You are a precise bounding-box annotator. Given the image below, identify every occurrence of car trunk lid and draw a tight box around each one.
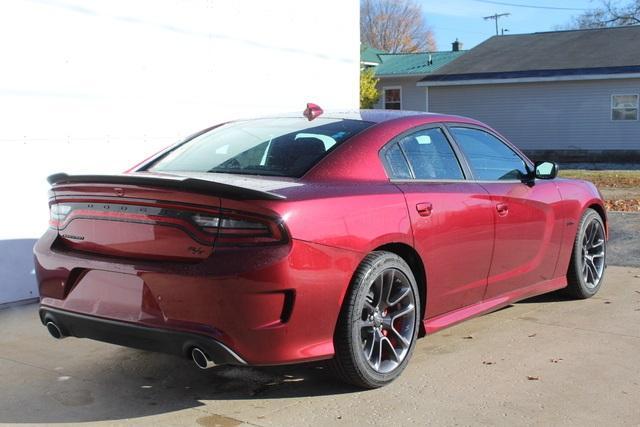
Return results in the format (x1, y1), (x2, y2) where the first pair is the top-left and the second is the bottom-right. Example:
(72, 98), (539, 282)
(48, 172), (289, 261)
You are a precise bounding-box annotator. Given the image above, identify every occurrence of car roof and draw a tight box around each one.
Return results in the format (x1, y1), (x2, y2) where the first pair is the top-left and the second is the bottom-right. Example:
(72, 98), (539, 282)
(319, 109), (429, 123)
(257, 109), (471, 124)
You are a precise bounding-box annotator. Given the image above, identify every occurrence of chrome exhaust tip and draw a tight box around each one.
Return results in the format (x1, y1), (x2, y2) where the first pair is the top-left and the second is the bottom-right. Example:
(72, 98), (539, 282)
(191, 347), (215, 369)
(46, 321), (65, 339)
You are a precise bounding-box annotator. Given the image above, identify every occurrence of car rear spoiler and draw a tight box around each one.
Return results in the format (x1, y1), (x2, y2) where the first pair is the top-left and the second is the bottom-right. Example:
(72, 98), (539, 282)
(47, 173), (286, 201)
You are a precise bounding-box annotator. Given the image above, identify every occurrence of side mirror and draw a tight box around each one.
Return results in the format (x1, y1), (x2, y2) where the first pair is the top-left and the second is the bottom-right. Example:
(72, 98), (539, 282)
(534, 161), (559, 180)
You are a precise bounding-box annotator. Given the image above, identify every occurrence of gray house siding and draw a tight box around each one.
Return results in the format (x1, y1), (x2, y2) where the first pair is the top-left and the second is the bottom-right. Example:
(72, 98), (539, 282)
(375, 78), (427, 111)
(428, 79), (640, 160)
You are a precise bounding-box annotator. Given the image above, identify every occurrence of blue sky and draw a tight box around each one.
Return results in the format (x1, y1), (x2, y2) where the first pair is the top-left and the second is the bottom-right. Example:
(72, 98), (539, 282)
(420, 0), (601, 50)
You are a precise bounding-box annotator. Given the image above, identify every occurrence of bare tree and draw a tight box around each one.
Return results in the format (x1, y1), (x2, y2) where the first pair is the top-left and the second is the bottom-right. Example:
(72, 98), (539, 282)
(361, 0), (437, 53)
(568, 0), (640, 29)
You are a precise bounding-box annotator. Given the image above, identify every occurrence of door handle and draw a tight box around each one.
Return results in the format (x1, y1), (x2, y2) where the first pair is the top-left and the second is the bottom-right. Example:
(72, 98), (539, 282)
(496, 202), (509, 216)
(416, 202), (433, 217)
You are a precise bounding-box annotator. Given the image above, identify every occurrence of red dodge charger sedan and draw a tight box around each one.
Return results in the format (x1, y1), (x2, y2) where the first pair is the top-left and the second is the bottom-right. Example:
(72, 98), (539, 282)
(35, 107), (607, 388)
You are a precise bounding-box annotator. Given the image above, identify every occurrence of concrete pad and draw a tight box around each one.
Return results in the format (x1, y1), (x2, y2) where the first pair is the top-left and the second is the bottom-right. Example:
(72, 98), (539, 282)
(1, 266), (639, 426)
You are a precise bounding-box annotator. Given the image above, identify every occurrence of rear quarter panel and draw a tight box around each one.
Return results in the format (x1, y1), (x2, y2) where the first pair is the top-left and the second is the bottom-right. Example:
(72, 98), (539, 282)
(220, 185), (413, 354)
(222, 183), (413, 254)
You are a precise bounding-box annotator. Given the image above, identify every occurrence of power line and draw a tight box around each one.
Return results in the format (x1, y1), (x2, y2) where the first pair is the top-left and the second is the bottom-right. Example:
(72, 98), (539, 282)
(484, 12), (510, 35)
(472, 0), (589, 11)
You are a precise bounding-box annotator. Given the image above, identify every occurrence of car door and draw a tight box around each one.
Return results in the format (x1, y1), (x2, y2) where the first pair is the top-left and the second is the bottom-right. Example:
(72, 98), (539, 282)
(447, 125), (564, 300)
(381, 125), (495, 318)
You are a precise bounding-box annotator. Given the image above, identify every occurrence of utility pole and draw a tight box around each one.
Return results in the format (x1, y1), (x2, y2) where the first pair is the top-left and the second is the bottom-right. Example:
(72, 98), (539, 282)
(484, 13), (510, 36)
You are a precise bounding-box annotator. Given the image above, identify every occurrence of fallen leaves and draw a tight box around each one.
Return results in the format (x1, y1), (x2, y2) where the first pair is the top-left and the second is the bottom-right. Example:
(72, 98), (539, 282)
(561, 171), (640, 188)
(482, 361), (495, 365)
(527, 376), (540, 381)
(527, 333), (537, 338)
(605, 199), (640, 212)
(550, 358), (563, 363)
(560, 170), (640, 212)
(462, 335), (474, 340)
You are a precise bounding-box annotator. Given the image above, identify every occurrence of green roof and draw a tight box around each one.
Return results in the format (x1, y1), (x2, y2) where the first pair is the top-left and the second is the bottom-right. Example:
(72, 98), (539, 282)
(360, 45), (386, 65)
(373, 51), (466, 77)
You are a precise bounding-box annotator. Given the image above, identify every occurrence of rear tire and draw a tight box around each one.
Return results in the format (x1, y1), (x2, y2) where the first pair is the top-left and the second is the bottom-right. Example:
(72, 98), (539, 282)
(330, 251), (420, 388)
(566, 208), (606, 299)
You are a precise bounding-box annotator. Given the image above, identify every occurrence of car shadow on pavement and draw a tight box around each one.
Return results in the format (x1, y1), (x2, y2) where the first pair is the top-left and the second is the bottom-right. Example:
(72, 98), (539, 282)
(0, 344), (360, 424)
(0, 288), (581, 424)
(517, 289), (574, 304)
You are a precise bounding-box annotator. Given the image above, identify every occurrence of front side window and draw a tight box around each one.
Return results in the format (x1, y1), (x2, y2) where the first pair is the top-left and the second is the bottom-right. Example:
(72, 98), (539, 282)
(395, 128), (464, 180)
(612, 94), (639, 121)
(384, 88), (401, 110)
(450, 127), (528, 181)
(148, 118), (374, 177)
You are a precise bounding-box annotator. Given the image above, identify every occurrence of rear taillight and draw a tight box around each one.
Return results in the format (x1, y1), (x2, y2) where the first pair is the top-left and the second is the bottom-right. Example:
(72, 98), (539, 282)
(192, 211), (287, 246)
(49, 203), (71, 228)
(48, 201), (286, 247)
(191, 214), (220, 233)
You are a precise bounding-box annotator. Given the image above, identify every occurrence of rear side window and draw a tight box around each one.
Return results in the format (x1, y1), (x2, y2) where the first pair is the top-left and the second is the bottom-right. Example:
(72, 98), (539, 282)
(396, 128), (464, 180)
(383, 143), (412, 179)
(148, 118), (374, 177)
(449, 127), (528, 181)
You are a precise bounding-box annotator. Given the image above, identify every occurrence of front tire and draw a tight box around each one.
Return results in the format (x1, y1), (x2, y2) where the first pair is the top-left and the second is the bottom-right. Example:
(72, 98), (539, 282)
(566, 208), (606, 299)
(331, 251), (420, 388)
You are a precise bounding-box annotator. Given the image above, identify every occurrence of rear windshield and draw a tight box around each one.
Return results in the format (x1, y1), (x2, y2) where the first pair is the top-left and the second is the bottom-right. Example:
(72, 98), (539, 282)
(147, 118), (374, 177)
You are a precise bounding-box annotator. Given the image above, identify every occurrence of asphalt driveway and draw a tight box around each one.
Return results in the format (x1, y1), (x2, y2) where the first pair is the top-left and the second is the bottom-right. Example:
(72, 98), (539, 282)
(1, 213), (639, 426)
(608, 212), (640, 267)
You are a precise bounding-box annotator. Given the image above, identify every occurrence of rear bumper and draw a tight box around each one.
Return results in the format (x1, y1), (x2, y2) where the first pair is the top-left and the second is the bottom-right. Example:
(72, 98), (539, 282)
(34, 229), (362, 365)
(40, 307), (245, 365)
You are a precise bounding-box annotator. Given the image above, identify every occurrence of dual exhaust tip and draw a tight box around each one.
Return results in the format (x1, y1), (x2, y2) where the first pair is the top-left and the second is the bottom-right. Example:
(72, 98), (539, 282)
(191, 347), (216, 369)
(46, 321), (216, 370)
(46, 321), (65, 340)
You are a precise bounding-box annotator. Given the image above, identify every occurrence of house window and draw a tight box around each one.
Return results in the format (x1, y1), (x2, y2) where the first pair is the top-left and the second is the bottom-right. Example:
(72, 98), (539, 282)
(612, 94), (639, 121)
(384, 87), (401, 110)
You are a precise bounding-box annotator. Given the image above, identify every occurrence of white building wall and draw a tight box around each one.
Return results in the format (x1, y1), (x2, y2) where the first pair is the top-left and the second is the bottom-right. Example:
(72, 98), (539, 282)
(0, 0), (359, 304)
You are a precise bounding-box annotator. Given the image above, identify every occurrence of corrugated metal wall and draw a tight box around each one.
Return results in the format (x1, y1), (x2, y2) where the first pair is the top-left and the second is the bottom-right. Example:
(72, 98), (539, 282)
(428, 79), (640, 151)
